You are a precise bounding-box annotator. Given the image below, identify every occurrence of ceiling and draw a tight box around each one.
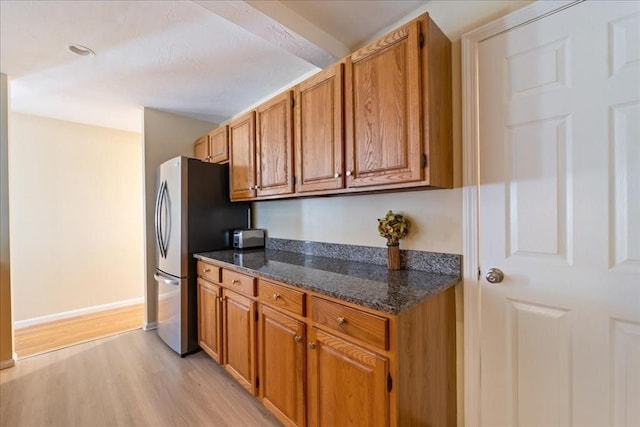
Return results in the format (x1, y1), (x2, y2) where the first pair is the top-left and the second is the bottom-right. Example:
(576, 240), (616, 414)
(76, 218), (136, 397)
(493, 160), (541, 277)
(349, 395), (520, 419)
(0, 0), (428, 133)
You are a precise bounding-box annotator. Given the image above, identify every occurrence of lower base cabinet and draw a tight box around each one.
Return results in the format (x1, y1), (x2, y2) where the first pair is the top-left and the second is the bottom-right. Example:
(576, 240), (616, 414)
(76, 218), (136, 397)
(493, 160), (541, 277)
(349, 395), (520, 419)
(307, 328), (389, 427)
(197, 261), (457, 427)
(197, 279), (222, 363)
(222, 289), (257, 395)
(258, 305), (306, 427)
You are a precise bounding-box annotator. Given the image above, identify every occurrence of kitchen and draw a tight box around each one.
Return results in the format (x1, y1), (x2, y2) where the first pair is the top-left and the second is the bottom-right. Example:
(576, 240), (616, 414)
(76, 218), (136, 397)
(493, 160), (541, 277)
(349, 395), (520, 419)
(1, 1), (639, 426)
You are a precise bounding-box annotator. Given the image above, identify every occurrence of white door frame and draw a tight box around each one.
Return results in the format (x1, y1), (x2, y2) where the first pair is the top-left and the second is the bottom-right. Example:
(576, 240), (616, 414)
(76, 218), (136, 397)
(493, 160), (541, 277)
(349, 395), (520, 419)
(461, 1), (582, 425)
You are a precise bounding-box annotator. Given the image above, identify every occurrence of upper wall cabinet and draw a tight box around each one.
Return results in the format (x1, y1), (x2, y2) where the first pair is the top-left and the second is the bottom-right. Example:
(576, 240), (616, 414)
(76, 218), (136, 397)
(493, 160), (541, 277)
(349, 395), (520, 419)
(193, 126), (229, 164)
(224, 12), (451, 201)
(194, 134), (209, 162)
(229, 111), (256, 200)
(255, 90), (294, 198)
(295, 63), (345, 193)
(344, 14), (452, 190)
(209, 125), (229, 163)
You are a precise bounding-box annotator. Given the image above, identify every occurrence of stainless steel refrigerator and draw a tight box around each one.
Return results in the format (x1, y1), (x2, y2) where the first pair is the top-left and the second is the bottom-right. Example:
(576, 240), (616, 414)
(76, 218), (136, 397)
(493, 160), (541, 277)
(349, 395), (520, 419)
(154, 156), (249, 356)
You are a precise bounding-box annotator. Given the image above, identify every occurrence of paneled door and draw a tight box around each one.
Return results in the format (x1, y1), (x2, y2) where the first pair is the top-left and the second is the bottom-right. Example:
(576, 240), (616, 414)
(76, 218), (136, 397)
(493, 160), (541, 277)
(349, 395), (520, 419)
(476, 2), (640, 426)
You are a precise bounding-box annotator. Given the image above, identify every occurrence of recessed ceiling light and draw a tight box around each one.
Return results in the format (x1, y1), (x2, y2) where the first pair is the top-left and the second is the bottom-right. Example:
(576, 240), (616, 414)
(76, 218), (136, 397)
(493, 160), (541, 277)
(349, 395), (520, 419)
(68, 44), (95, 57)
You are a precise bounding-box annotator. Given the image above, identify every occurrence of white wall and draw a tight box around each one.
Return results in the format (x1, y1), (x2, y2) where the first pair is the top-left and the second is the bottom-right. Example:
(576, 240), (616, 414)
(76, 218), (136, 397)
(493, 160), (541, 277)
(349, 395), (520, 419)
(0, 74), (14, 366)
(9, 113), (144, 322)
(142, 108), (216, 327)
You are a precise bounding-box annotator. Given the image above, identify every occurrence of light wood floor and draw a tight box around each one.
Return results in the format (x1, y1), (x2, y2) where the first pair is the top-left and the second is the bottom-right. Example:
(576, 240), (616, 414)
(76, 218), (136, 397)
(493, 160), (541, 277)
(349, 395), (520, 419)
(14, 303), (145, 358)
(1, 329), (281, 427)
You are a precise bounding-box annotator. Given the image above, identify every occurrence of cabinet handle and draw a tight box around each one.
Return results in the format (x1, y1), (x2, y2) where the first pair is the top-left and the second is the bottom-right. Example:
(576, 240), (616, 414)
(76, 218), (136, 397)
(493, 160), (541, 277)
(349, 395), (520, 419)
(294, 335), (302, 343)
(337, 316), (346, 325)
(232, 279), (239, 285)
(308, 342), (316, 350)
(334, 172), (341, 178)
(203, 268), (211, 273)
(255, 185), (261, 190)
(345, 170), (352, 177)
(272, 293), (280, 301)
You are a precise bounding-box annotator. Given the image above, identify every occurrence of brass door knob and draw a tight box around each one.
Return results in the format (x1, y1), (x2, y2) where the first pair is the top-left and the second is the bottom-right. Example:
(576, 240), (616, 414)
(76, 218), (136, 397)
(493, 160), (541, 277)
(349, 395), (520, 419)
(294, 335), (302, 343)
(337, 316), (346, 325)
(308, 342), (316, 350)
(272, 293), (281, 300)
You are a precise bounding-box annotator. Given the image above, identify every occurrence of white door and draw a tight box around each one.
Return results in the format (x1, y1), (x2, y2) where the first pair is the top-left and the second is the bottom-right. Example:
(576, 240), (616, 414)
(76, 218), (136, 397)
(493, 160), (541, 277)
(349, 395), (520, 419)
(477, 1), (640, 426)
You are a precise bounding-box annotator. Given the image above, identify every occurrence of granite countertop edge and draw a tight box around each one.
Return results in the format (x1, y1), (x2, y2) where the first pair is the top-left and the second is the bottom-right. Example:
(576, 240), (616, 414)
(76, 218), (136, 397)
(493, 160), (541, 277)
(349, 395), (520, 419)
(194, 249), (460, 315)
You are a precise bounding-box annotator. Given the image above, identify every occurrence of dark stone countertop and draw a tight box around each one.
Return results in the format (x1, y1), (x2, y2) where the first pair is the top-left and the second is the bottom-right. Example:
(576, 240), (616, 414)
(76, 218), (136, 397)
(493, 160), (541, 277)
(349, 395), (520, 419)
(194, 249), (460, 315)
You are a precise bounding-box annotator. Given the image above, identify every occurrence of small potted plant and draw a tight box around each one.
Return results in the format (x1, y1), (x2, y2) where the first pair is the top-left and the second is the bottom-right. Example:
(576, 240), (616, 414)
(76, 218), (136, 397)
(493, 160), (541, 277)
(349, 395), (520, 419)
(377, 210), (409, 270)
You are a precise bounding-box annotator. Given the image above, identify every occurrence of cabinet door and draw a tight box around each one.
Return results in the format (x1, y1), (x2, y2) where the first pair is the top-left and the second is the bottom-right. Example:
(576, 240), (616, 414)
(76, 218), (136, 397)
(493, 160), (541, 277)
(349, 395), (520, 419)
(222, 289), (257, 395)
(295, 64), (344, 193)
(345, 20), (423, 188)
(256, 91), (294, 197)
(307, 328), (389, 427)
(197, 278), (222, 363)
(229, 112), (256, 200)
(209, 125), (229, 163)
(194, 135), (209, 162)
(258, 305), (306, 427)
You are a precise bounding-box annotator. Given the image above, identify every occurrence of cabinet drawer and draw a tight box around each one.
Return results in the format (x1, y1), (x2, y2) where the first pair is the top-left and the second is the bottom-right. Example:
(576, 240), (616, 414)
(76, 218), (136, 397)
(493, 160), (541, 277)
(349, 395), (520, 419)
(222, 269), (256, 297)
(197, 261), (221, 283)
(310, 297), (388, 350)
(258, 279), (306, 316)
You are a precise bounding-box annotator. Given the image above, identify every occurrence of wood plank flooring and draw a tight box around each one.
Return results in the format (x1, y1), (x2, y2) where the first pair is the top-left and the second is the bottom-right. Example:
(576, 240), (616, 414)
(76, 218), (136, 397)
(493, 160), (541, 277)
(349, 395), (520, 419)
(1, 329), (281, 427)
(14, 303), (144, 358)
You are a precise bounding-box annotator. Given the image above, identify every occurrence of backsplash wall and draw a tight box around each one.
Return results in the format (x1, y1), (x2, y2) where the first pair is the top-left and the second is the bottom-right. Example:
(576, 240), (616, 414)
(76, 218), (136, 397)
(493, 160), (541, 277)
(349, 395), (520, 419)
(253, 188), (462, 254)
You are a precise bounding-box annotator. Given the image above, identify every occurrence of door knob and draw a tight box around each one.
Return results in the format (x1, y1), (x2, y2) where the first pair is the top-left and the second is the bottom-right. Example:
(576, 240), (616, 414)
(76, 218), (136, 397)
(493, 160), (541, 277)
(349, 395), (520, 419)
(294, 335), (302, 343)
(308, 342), (316, 350)
(485, 268), (504, 284)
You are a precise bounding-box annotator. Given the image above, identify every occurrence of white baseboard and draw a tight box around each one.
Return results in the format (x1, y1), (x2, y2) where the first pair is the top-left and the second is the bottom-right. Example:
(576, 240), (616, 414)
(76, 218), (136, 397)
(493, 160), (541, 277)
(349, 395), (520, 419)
(0, 353), (17, 370)
(14, 297), (145, 330)
(143, 321), (158, 331)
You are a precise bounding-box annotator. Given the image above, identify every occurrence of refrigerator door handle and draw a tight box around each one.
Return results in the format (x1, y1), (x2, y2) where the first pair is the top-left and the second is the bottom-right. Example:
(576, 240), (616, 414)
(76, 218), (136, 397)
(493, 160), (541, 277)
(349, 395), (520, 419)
(159, 181), (170, 258)
(154, 181), (166, 258)
(154, 272), (180, 286)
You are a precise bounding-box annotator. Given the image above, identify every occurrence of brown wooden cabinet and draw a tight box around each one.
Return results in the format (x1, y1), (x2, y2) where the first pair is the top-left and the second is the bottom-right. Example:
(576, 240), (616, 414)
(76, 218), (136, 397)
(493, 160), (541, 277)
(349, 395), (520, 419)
(343, 14), (452, 191)
(307, 327), (389, 427)
(220, 13), (451, 200)
(258, 305), (306, 427)
(193, 126), (229, 163)
(345, 20), (423, 188)
(229, 111), (257, 200)
(295, 64), (345, 193)
(222, 288), (257, 395)
(256, 90), (294, 197)
(197, 259), (457, 427)
(194, 135), (209, 162)
(209, 125), (229, 163)
(197, 278), (222, 363)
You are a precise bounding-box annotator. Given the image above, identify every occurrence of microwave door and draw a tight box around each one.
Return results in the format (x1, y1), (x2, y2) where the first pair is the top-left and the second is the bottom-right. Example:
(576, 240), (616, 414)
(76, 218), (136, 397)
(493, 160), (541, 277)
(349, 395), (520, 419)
(157, 159), (184, 277)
